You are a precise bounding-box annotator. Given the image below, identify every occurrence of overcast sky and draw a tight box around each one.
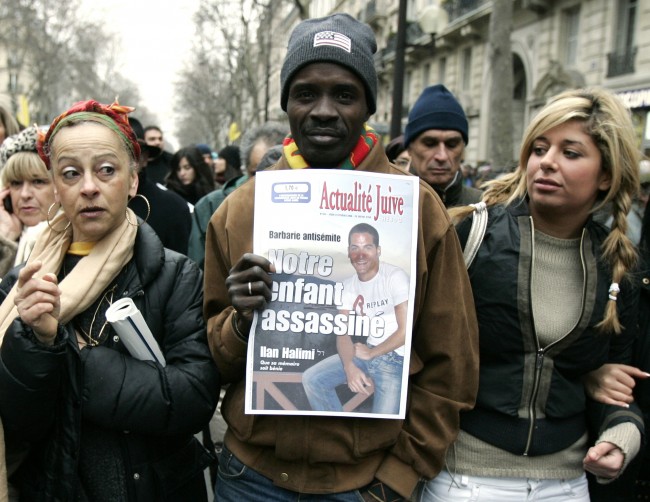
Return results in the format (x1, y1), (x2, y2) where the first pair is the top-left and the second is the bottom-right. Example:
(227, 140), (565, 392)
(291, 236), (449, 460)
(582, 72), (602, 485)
(80, 0), (200, 150)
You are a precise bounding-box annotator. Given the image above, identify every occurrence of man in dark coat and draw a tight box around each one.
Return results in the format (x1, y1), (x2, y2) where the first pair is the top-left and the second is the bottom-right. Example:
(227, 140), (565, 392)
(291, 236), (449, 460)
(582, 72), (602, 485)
(404, 84), (482, 208)
(143, 125), (174, 185)
(128, 118), (192, 254)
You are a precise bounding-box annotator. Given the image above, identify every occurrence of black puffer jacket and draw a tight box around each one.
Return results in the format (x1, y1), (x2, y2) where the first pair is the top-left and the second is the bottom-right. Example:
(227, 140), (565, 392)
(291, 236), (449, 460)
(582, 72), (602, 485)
(0, 223), (220, 501)
(456, 199), (642, 457)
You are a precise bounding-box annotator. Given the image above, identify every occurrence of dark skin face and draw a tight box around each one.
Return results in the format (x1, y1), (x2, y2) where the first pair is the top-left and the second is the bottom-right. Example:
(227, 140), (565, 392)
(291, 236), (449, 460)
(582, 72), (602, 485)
(227, 64), (371, 335)
(286, 62), (370, 168)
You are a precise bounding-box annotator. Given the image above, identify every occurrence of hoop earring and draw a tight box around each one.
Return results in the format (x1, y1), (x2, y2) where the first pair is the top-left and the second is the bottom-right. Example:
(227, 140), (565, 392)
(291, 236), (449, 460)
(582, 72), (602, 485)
(46, 202), (71, 232)
(126, 194), (151, 227)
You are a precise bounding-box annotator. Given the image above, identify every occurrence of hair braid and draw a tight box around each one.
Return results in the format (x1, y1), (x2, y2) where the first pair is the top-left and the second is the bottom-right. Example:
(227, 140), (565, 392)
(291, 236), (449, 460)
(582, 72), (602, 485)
(596, 188), (637, 333)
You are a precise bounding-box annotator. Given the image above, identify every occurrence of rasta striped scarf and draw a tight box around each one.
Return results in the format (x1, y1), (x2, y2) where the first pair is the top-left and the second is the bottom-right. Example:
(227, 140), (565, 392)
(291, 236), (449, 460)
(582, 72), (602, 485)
(283, 124), (379, 169)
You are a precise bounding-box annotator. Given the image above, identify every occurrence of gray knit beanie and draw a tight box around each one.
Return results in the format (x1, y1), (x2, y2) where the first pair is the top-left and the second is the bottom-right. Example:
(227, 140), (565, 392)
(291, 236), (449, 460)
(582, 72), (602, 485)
(404, 84), (469, 147)
(280, 13), (378, 114)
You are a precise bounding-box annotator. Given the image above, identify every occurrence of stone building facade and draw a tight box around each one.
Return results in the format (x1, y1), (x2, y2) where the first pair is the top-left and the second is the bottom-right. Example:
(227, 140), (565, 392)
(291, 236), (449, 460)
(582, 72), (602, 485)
(266, 0), (649, 165)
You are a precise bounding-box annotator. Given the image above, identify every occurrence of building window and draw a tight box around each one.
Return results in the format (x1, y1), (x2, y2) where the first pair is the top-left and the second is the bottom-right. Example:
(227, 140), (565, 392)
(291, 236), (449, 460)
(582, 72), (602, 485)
(444, 0), (490, 23)
(607, 0), (637, 77)
(616, 0), (636, 54)
(403, 71), (412, 118)
(562, 6), (580, 67)
(438, 57), (446, 84)
(407, 0), (417, 21)
(422, 63), (431, 88)
(461, 47), (472, 92)
(513, 54), (525, 100)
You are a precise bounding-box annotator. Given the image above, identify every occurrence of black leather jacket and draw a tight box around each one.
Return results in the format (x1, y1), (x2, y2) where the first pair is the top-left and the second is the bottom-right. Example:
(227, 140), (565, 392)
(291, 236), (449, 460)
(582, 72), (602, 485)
(0, 223), (220, 501)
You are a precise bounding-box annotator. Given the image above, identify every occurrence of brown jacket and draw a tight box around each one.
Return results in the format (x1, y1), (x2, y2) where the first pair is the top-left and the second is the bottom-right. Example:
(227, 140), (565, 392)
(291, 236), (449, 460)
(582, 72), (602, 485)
(203, 142), (479, 497)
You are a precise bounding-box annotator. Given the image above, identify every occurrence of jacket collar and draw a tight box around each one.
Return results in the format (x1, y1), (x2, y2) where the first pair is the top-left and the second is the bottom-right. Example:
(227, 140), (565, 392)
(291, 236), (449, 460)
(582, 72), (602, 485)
(223, 174), (247, 192)
(505, 197), (606, 239)
(432, 170), (462, 205)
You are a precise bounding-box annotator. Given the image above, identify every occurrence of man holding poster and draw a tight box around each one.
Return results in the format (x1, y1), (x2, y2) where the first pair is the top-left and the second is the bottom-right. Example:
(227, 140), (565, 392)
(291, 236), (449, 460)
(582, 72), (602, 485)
(302, 223), (409, 415)
(204, 12), (479, 502)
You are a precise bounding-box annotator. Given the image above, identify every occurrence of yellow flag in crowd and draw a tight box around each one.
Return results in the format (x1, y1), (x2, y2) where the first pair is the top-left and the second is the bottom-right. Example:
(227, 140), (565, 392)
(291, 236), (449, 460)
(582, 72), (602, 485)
(228, 122), (241, 143)
(17, 95), (30, 127)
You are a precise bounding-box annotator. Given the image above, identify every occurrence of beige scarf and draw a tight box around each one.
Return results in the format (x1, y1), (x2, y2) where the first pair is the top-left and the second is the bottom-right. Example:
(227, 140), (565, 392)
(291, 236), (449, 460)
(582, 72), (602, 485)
(0, 209), (137, 501)
(13, 222), (48, 268)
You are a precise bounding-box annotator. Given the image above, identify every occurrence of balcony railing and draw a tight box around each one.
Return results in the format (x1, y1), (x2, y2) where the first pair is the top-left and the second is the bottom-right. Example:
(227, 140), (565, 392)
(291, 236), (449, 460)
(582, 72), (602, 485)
(442, 0), (489, 23)
(607, 47), (637, 77)
(381, 22), (429, 59)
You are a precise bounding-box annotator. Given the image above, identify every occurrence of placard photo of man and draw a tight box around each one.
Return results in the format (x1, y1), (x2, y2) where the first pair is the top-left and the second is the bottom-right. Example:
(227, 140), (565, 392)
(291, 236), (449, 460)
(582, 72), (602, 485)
(302, 223), (409, 415)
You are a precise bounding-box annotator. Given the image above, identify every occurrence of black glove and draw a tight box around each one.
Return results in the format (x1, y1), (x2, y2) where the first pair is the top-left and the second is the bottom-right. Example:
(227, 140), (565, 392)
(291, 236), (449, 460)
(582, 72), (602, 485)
(361, 479), (407, 502)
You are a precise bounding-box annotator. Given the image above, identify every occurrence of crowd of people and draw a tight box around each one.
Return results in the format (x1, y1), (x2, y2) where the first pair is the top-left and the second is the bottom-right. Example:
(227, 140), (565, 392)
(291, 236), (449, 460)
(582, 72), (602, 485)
(0, 11), (648, 502)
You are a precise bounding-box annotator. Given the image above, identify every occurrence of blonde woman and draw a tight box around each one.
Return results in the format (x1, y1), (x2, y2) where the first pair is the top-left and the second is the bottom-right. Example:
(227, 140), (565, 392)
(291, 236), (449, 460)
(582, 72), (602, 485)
(0, 126), (56, 277)
(421, 88), (642, 501)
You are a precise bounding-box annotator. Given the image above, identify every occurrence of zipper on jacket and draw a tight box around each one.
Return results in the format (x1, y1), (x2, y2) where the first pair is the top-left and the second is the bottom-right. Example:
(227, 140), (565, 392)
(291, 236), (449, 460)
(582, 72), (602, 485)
(122, 289), (144, 299)
(523, 348), (545, 455)
(522, 221), (588, 456)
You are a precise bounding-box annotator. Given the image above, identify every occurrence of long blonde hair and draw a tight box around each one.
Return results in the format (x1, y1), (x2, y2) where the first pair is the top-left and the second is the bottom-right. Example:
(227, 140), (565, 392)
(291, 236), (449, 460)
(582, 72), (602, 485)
(451, 88), (640, 333)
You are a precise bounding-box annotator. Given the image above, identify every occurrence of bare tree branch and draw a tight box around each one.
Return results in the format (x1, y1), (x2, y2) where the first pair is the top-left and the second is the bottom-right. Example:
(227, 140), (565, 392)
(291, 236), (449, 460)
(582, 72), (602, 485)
(0, 0), (154, 124)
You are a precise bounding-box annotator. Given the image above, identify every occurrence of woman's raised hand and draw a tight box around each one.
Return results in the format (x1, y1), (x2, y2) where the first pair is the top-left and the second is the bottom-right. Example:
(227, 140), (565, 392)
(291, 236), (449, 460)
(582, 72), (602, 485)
(15, 260), (60, 344)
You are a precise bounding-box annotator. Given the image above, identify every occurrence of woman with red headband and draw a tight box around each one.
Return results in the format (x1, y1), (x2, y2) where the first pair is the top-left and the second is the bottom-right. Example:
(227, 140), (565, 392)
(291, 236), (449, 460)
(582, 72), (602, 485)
(0, 100), (220, 501)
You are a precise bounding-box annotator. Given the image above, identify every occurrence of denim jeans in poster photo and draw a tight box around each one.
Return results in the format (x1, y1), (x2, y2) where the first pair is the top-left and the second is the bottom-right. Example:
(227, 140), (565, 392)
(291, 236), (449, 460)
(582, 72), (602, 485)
(302, 350), (404, 414)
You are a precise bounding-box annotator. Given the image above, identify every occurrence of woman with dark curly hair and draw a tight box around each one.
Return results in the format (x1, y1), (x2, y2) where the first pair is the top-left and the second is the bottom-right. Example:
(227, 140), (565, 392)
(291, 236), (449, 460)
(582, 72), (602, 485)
(166, 146), (215, 205)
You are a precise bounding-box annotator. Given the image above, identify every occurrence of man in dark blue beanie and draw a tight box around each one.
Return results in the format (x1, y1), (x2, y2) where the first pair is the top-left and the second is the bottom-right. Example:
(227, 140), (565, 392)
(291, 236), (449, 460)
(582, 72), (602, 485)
(203, 14), (478, 502)
(404, 84), (481, 208)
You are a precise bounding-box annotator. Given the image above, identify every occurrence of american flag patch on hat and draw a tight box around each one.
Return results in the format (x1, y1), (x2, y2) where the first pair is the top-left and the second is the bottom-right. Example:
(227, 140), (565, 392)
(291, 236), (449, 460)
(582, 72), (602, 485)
(313, 31), (352, 52)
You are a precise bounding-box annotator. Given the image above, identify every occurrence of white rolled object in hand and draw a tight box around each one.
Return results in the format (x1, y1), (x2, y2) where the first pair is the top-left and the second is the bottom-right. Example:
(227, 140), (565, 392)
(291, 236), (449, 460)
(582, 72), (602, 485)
(105, 297), (166, 367)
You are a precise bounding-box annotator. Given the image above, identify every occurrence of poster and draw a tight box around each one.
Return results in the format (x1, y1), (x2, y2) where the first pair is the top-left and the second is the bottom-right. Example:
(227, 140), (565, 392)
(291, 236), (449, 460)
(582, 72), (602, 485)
(245, 169), (418, 418)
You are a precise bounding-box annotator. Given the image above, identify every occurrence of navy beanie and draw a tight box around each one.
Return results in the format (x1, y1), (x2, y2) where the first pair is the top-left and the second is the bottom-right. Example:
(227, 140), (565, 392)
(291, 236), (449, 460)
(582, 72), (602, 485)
(280, 13), (378, 114)
(404, 84), (468, 147)
(196, 143), (212, 155)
